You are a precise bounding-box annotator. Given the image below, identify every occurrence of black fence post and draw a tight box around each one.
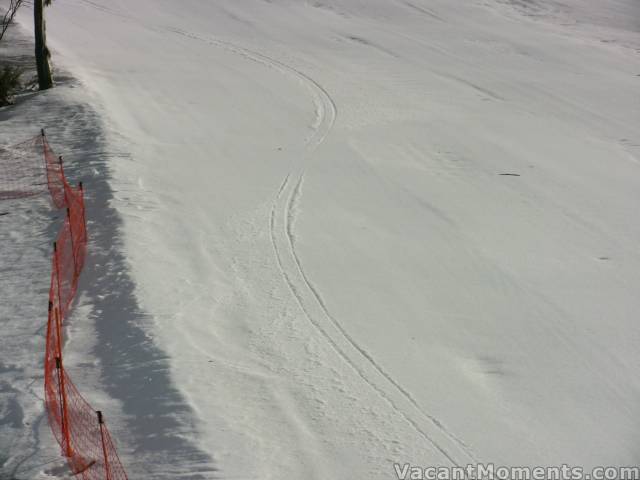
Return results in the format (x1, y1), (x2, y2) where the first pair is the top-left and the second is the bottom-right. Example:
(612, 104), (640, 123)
(97, 411), (112, 480)
(66, 207), (77, 276)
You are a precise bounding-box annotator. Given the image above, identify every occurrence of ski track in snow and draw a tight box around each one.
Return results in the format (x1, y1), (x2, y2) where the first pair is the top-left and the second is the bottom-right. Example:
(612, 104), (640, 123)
(166, 22), (478, 467)
(73, 0), (477, 465)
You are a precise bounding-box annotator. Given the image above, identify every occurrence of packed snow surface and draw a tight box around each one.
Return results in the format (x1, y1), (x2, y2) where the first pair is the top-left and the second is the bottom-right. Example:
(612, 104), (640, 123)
(9, 0), (640, 478)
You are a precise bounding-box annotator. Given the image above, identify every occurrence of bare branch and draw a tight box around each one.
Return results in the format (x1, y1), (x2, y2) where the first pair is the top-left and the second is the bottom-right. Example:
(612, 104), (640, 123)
(0, 0), (24, 43)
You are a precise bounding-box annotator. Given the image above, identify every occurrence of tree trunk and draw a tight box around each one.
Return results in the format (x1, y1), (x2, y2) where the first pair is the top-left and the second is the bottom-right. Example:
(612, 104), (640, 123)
(34, 0), (52, 90)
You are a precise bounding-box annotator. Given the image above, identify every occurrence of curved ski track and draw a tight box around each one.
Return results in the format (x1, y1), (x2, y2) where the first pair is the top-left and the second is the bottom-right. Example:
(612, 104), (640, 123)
(76, 0), (477, 467)
(263, 53), (478, 469)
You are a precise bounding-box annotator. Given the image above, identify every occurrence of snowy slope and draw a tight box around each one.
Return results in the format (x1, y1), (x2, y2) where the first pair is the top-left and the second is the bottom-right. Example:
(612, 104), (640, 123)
(11, 0), (640, 478)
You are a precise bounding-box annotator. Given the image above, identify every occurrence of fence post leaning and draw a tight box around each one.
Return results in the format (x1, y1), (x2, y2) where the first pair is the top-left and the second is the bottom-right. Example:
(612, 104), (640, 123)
(66, 207), (77, 277)
(53, 242), (63, 320)
(97, 411), (113, 480)
(59, 156), (68, 207)
(54, 354), (72, 458)
(40, 129), (48, 174)
(52, 241), (72, 457)
(79, 182), (87, 244)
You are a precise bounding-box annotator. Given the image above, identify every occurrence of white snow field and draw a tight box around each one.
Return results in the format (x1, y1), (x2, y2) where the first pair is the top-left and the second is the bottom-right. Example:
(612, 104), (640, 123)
(8, 0), (640, 478)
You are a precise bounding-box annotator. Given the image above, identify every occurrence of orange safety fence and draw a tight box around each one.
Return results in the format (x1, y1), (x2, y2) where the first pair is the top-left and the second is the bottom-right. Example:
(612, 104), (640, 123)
(0, 131), (66, 205)
(42, 131), (68, 209)
(3, 132), (128, 479)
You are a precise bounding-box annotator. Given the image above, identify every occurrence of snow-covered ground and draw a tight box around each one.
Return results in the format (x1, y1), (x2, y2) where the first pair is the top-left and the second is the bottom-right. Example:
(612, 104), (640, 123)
(3, 0), (639, 478)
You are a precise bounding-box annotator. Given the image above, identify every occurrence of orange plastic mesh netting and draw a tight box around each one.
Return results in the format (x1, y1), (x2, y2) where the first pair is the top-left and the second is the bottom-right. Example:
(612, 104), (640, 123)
(9, 131), (129, 479)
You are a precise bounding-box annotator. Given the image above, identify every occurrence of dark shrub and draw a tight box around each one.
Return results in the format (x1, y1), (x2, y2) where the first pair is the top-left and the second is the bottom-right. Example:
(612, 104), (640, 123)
(0, 65), (23, 106)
